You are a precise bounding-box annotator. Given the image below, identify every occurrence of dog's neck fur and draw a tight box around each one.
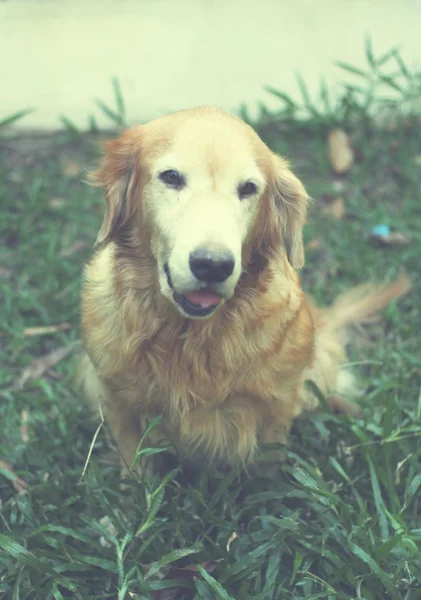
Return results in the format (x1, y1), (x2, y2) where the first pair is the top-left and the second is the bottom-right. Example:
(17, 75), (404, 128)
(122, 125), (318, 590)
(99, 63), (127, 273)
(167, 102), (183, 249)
(92, 240), (303, 412)
(81, 240), (312, 465)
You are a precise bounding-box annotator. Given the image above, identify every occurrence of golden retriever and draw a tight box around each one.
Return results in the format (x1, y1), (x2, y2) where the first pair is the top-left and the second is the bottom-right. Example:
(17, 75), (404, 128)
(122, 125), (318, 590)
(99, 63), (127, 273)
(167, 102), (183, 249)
(78, 106), (409, 475)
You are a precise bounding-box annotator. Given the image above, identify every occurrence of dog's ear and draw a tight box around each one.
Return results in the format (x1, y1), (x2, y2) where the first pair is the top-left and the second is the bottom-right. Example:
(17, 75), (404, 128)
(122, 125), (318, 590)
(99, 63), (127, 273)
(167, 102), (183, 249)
(260, 155), (308, 268)
(272, 156), (308, 268)
(88, 129), (142, 246)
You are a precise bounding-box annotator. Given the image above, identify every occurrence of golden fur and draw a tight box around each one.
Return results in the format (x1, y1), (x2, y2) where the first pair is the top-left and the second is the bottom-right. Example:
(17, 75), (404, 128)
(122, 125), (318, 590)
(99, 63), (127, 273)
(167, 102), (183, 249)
(77, 106), (410, 474)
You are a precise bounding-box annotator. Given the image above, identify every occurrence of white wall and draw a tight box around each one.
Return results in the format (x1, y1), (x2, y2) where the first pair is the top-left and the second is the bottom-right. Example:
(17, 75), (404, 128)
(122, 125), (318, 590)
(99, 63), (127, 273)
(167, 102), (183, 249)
(1, 0), (420, 130)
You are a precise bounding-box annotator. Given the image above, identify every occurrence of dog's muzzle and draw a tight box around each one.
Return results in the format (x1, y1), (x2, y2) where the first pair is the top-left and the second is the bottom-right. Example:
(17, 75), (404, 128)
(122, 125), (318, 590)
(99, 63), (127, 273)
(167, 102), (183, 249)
(163, 262), (223, 318)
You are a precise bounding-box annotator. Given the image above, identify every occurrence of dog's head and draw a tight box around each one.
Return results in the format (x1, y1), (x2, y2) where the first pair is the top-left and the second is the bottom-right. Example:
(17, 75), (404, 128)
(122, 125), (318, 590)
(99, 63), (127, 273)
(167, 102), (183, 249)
(91, 107), (308, 319)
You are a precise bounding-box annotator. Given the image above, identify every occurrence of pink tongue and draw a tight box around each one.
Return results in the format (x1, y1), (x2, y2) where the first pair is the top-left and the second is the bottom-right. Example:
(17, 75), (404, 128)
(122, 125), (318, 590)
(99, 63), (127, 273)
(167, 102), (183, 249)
(185, 290), (222, 308)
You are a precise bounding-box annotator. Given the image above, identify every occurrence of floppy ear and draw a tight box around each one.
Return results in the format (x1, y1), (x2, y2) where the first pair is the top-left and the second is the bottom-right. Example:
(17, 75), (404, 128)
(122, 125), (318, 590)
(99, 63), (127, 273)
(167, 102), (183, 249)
(88, 129), (142, 246)
(270, 155), (309, 268)
(263, 155), (308, 269)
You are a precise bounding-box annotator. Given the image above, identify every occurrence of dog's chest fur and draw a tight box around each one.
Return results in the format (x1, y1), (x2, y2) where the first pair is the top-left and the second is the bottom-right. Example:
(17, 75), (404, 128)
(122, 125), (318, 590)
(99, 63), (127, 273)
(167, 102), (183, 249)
(81, 246), (315, 463)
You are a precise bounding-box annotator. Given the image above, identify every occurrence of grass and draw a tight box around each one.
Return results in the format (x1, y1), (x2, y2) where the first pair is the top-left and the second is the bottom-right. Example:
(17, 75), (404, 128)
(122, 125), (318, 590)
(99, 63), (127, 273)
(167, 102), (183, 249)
(1, 47), (421, 599)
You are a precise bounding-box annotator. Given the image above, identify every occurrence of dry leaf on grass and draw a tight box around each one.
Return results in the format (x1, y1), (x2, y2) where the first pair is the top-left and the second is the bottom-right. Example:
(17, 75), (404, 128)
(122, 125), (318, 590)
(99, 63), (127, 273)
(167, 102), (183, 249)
(370, 228), (412, 246)
(226, 531), (238, 552)
(99, 515), (118, 548)
(395, 454), (413, 485)
(322, 197), (345, 220)
(0, 459), (27, 494)
(20, 410), (30, 443)
(60, 158), (82, 178)
(60, 240), (90, 258)
(306, 237), (323, 250)
(328, 129), (354, 174)
(48, 197), (68, 209)
(46, 369), (64, 381)
(23, 323), (70, 336)
(13, 343), (76, 390)
(382, 232), (412, 245)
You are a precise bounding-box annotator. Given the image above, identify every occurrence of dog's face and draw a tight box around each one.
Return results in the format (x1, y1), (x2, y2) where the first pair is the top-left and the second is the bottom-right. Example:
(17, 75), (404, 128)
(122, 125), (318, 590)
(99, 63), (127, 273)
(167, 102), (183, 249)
(92, 107), (308, 319)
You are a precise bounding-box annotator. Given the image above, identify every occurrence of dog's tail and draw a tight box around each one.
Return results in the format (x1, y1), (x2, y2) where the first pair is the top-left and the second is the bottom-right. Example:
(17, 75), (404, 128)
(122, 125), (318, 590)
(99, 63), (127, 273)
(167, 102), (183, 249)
(325, 272), (411, 333)
(303, 272), (410, 414)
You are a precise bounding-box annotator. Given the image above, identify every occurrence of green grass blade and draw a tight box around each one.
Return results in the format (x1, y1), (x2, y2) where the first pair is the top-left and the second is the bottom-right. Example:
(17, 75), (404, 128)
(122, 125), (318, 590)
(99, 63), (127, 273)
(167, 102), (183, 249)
(366, 454), (389, 541)
(59, 115), (81, 134)
(197, 566), (235, 600)
(0, 535), (76, 591)
(95, 99), (125, 127)
(0, 534), (51, 572)
(52, 584), (65, 600)
(348, 540), (399, 599)
(145, 542), (203, 579)
(195, 577), (214, 599)
(0, 108), (34, 129)
(403, 473), (421, 510)
(264, 85), (297, 109)
(296, 74), (321, 118)
(376, 47), (400, 68)
(12, 566), (23, 600)
(335, 61), (369, 78)
(112, 76), (126, 123)
(365, 35), (376, 69)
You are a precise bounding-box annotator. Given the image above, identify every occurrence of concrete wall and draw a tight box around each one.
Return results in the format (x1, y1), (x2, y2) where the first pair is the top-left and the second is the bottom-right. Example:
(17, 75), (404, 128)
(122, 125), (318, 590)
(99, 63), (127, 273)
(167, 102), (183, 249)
(1, 0), (420, 130)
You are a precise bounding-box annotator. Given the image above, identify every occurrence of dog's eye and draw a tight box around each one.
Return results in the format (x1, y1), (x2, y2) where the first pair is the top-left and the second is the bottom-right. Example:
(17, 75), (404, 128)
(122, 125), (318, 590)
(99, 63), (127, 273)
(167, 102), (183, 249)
(159, 169), (185, 189)
(238, 181), (258, 199)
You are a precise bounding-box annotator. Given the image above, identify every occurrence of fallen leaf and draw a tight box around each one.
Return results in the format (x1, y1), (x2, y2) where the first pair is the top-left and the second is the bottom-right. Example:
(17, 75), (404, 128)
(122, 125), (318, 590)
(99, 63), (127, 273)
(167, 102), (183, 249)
(226, 532), (238, 553)
(23, 323), (70, 336)
(371, 230), (412, 246)
(46, 369), (64, 381)
(61, 158), (81, 178)
(383, 232), (412, 245)
(99, 515), (118, 548)
(20, 410), (30, 443)
(60, 240), (90, 257)
(322, 197), (345, 220)
(48, 197), (68, 209)
(0, 459), (27, 494)
(13, 343), (75, 390)
(306, 237), (323, 250)
(395, 454), (412, 485)
(328, 129), (354, 174)
(328, 394), (362, 418)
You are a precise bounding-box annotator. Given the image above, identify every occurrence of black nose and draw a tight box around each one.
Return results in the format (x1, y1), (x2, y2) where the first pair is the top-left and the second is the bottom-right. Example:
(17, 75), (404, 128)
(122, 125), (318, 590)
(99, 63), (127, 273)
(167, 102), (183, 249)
(189, 248), (235, 283)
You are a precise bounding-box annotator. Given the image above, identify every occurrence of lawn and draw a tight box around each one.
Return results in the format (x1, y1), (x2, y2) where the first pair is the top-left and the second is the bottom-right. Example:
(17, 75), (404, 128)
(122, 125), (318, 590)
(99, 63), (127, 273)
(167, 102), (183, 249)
(0, 54), (421, 598)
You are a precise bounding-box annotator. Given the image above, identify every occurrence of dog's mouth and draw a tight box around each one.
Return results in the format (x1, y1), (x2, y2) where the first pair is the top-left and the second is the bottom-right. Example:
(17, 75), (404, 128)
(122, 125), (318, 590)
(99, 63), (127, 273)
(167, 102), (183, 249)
(163, 263), (222, 318)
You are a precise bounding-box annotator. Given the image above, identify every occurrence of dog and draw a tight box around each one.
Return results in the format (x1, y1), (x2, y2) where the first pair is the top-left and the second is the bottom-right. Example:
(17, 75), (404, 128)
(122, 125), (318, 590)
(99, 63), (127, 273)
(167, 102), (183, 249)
(77, 106), (410, 475)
